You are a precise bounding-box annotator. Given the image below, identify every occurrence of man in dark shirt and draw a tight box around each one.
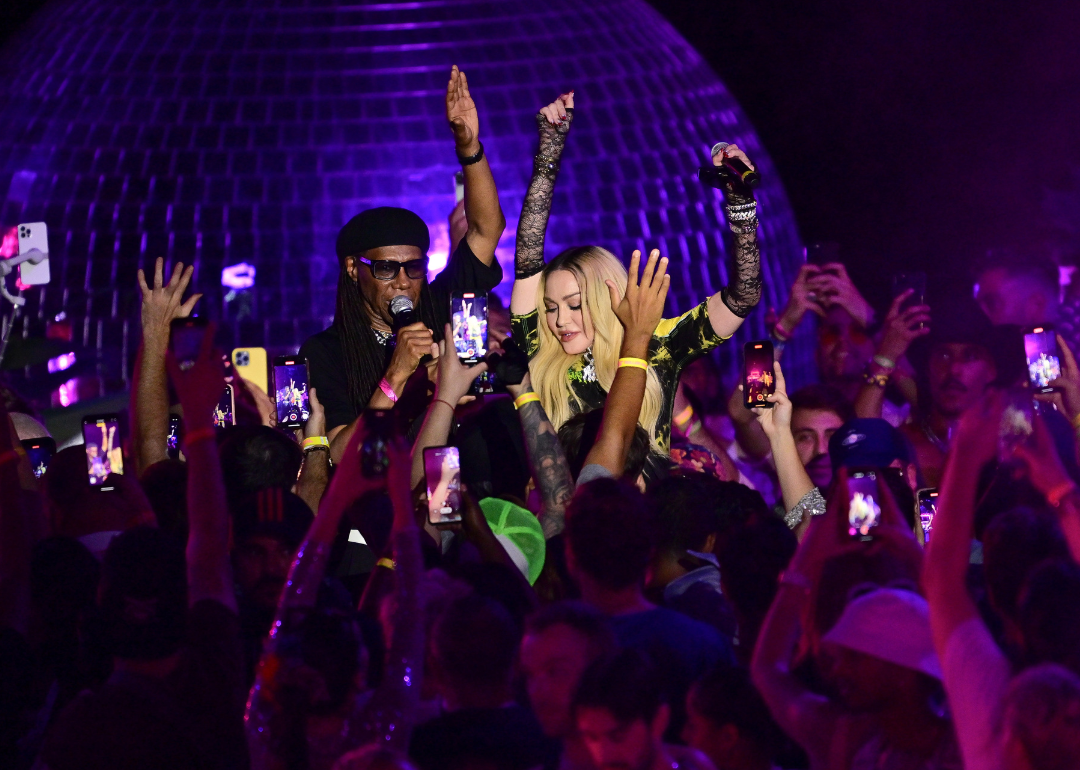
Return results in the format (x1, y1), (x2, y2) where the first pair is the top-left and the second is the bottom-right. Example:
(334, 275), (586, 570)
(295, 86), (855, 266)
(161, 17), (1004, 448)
(300, 66), (506, 462)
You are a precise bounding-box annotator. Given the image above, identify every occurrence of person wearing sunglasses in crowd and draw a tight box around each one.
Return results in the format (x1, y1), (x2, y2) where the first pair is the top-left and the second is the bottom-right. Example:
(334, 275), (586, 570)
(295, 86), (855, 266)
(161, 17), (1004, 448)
(300, 66), (506, 462)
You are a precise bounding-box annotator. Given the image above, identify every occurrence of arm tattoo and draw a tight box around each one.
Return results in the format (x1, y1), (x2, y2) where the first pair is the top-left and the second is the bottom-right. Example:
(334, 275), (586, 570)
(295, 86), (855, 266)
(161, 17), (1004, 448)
(518, 400), (575, 538)
(516, 111), (573, 280)
(720, 190), (762, 318)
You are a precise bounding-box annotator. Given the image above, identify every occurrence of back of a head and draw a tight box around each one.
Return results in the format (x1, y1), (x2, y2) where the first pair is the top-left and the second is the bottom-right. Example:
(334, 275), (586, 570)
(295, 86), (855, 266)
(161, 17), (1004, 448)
(431, 593), (520, 693)
(566, 477), (655, 591)
(648, 474), (767, 554)
(717, 516), (797, 628)
(333, 747), (418, 770)
(44, 446), (154, 539)
(814, 549), (921, 639)
(218, 425), (303, 498)
(31, 536), (100, 628)
(525, 601), (618, 662)
(983, 507), (1070, 621)
(449, 561), (538, 632)
(99, 527), (187, 660)
(574, 648), (664, 726)
(789, 383), (855, 423)
(1001, 664), (1080, 770)
(558, 408), (650, 481)
(975, 247), (1060, 300)
(1019, 559), (1080, 673)
(284, 608), (365, 715)
(690, 664), (786, 755)
(139, 460), (189, 538)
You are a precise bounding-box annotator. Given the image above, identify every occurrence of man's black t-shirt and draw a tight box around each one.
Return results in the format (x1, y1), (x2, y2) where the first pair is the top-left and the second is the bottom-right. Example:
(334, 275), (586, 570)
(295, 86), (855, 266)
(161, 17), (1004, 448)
(409, 704), (559, 770)
(300, 237), (503, 432)
(39, 600), (248, 770)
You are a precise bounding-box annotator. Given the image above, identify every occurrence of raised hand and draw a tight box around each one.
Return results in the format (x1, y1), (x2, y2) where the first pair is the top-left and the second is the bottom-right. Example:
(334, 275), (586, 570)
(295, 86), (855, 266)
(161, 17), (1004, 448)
(446, 65), (479, 154)
(385, 322), (436, 391)
(435, 326), (489, 405)
(539, 92), (575, 128)
(712, 143), (756, 172)
(165, 322), (225, 430)
(777, 264), (826, 334)
(297, 387), (325, 441)
(138, 258), (202, 347)
(1035, 334), (1080, 422)
(877, 290), (931, 362)
(606, 249), (670, 351)
(753, 359), (791, 441)
(807, 262), (874, 328)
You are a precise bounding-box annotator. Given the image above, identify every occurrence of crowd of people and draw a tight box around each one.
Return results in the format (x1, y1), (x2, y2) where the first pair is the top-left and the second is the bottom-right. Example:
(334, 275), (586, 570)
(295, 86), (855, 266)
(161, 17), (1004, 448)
(3, 65), (1080, 770)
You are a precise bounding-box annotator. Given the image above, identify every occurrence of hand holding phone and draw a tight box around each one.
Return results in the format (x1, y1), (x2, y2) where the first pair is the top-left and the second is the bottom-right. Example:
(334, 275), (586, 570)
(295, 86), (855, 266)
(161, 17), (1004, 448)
(917, 488), (938, 543)
(425, 446), (463, 525)
(170, 317), (209, 370)
(21, 437), (56, 479)
(743, 340), (776, 409)
(847, 468), (882, 540)
(1024, 326), (1063, 394)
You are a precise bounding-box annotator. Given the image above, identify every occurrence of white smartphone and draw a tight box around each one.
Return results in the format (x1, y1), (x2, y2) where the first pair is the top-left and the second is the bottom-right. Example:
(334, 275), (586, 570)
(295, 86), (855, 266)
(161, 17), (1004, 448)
(17, 222), (50, 285)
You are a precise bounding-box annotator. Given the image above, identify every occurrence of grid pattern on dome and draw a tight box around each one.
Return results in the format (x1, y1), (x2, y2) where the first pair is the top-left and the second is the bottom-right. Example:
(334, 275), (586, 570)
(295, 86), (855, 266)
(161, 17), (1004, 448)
(0, 0), (808, 389)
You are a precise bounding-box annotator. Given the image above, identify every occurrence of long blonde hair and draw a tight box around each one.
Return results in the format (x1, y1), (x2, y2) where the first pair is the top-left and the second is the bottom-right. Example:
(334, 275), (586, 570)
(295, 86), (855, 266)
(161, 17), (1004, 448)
(531, 246), (665, 452)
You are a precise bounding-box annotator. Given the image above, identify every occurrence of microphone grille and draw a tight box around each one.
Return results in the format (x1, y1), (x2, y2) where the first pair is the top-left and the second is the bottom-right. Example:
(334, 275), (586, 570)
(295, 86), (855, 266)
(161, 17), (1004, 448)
(389, 295), (414, 315)
(710, 141), (730, 157)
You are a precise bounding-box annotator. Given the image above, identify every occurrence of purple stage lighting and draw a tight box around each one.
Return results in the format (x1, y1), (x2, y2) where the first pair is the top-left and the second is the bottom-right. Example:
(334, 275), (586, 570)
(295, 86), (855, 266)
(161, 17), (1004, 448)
(0, 0), (809, 389)
(221, 262), (256, 291)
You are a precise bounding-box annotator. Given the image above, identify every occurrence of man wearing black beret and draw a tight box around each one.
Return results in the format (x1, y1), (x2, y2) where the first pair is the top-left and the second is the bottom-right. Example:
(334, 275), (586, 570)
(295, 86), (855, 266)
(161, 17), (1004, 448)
(300, 65), (506, 461)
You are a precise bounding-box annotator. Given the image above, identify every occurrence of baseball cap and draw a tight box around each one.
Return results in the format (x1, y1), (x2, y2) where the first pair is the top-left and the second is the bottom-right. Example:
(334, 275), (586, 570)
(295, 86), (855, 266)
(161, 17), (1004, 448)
(829, 418), (910, 469)
(230, 487), (314, 550)
(479, 497), (546, 585)
(823, 587), (942, 679)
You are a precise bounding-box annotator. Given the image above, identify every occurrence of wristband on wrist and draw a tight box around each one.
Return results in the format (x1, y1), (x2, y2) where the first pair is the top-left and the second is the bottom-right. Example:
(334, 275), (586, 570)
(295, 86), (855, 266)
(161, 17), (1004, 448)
(513, 392), (541, 410)
(674, 404), (694, 430)
(872, 354), (897, 370)
(772, 320), (791, 342)
(184, 426), (217, 448)
(378, 378), (399, 404)
(456, 142), (484, 166)
(302, 436), (329, 451)
(618, 357), (649, 370)
(376, 557), (396, 571)
(1047, 480), (1078, 508)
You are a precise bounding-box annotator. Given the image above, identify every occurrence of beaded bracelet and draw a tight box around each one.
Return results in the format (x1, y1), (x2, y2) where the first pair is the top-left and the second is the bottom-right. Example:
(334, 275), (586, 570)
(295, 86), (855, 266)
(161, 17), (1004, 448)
(863, 371), (890, 388)
(618, 357), (649, 370)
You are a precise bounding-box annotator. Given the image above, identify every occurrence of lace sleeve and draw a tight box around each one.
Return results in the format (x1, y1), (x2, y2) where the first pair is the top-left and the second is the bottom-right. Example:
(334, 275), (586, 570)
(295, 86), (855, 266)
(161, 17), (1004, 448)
(719, 189), (762, 319)
(515, 110), (573, 279)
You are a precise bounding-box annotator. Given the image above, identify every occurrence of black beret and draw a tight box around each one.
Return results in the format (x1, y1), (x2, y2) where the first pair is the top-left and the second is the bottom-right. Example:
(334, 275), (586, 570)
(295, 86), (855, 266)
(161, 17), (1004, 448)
(335, 206), (430, 261)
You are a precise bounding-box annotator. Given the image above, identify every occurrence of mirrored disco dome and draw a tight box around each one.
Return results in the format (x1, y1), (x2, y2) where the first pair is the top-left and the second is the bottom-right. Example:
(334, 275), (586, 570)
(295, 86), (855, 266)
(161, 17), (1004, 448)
(0, 0), (808, 400)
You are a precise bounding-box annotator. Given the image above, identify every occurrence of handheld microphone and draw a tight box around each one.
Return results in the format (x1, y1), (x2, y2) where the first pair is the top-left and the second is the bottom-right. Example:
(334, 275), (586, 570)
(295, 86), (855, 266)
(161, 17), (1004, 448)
(706, 142), (761, 189)
(389, 296), (418, 332)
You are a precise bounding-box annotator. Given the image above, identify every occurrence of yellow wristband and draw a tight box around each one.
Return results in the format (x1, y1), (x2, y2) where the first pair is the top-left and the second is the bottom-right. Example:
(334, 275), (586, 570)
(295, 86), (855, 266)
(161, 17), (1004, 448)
(674, 404), (694, 429)
(376, 557), (396, 571)
(618, 357), (649, 370)
(301, 436), (329, 451)
(1071, 412), (1080, 431)
(513, 392), (542, 410)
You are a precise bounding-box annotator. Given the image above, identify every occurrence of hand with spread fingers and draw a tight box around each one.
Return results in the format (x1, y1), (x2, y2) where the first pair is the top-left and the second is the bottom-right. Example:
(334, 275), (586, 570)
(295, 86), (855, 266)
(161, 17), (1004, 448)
(138, 257), (202, 348)
(605, 248), (670, 353)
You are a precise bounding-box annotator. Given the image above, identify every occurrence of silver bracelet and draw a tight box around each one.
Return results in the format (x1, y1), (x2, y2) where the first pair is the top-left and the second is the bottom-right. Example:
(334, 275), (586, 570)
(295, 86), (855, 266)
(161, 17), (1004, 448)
(784, 487), (826, 529)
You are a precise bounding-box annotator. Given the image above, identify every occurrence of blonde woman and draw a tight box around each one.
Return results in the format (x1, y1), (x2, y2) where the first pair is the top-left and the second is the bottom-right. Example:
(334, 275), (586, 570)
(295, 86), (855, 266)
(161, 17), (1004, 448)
(509, 93), (763, 458)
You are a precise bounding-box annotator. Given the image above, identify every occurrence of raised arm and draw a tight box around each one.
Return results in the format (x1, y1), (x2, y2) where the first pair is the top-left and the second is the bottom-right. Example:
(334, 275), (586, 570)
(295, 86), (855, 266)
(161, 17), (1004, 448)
(165, 322), (235, 611)
(294, 388), (330, 513)
(583, 250), (669, 475)
(754, 360), (820, 535)
(447, 65), (505, 265)
(133, 258), (201, 475)
(706, 144), (762, 339)
(854, 290), (929, 419)
(0, 399), (37, 635)
(510, 93), (574, 315)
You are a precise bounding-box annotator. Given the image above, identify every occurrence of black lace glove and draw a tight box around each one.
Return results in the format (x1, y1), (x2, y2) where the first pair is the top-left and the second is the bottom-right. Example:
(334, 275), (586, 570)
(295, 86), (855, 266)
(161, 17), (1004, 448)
(515, 109), (574, 280)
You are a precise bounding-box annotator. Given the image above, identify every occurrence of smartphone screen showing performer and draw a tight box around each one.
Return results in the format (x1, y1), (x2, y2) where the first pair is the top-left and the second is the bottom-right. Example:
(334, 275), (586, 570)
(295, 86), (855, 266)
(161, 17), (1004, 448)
(918, 488), (939, 543)
(272, 356), (309, 429)
(848, 468), (881, 541)
(167, 415), (182, 461)
(82, 414), (123, 489)
(170, 317), (209, 369)
(743, 340), (775, 409)
(361, 409), (395, 478)
(425, 445), (463, 526)
(213, 384), (235, 429)
(1024, 326), (1062, 394)
(21, 437), (56, 479)
(452, 293), (488, 365)
(999, 388), (1035, 463)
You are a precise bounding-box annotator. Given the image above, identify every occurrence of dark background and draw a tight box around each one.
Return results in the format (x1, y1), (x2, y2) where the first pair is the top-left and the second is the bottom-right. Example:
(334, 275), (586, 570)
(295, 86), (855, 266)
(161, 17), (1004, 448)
(4, 0), (1080, 310)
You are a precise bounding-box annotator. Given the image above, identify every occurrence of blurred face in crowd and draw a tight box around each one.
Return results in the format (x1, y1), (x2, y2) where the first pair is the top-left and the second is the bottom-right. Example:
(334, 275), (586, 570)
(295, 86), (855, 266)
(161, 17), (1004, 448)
(824, 643), (919, 712)
(576, 706), (667, 770)
(521, 624), (597, 738)
(681, 688), (733, 766)
(975, 267), (1054, 327)
(680, 358), (723, 404)
(928, 342), (996, 418)
(791, 407), (844, 488)
(545, 269), (593, 355)
(232, 534), (296, 611)
(816, 306), (875, 384)
(348, 244), (426, 329)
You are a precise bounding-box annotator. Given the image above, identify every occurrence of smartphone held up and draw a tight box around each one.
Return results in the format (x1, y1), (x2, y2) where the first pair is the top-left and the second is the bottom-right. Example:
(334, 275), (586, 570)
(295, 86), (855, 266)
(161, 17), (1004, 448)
(82, 414), (123, 490)
(1024, 326), (1062, 394)
(743, 340), (776, 409)
(273, 356), (310, 428)
(847, 469), (882, 541)
(425, 445), (463, 526)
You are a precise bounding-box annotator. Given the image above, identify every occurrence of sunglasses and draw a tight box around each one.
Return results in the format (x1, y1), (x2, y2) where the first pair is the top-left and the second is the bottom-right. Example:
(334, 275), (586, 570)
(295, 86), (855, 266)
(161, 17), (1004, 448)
(357, 256), (428, 281)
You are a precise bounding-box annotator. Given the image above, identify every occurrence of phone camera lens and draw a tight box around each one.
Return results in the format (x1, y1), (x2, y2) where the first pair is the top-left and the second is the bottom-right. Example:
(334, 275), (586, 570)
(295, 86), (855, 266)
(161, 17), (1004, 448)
(236, 352), (249, 366)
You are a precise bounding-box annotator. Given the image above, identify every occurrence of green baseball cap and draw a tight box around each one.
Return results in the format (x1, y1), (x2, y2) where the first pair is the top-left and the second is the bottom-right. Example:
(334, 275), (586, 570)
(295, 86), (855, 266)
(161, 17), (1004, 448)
(479, 497), (546, 585)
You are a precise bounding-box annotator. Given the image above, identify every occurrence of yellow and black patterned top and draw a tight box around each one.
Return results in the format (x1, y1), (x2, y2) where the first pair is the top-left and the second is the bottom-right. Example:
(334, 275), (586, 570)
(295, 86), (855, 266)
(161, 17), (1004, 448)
(510, 299), (729, 452)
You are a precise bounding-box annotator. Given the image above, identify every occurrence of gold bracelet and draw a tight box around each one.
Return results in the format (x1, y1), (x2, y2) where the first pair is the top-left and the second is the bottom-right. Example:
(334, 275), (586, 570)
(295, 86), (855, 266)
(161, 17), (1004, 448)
(618, 357), (649, 370)
(513, 392), (542, 410)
